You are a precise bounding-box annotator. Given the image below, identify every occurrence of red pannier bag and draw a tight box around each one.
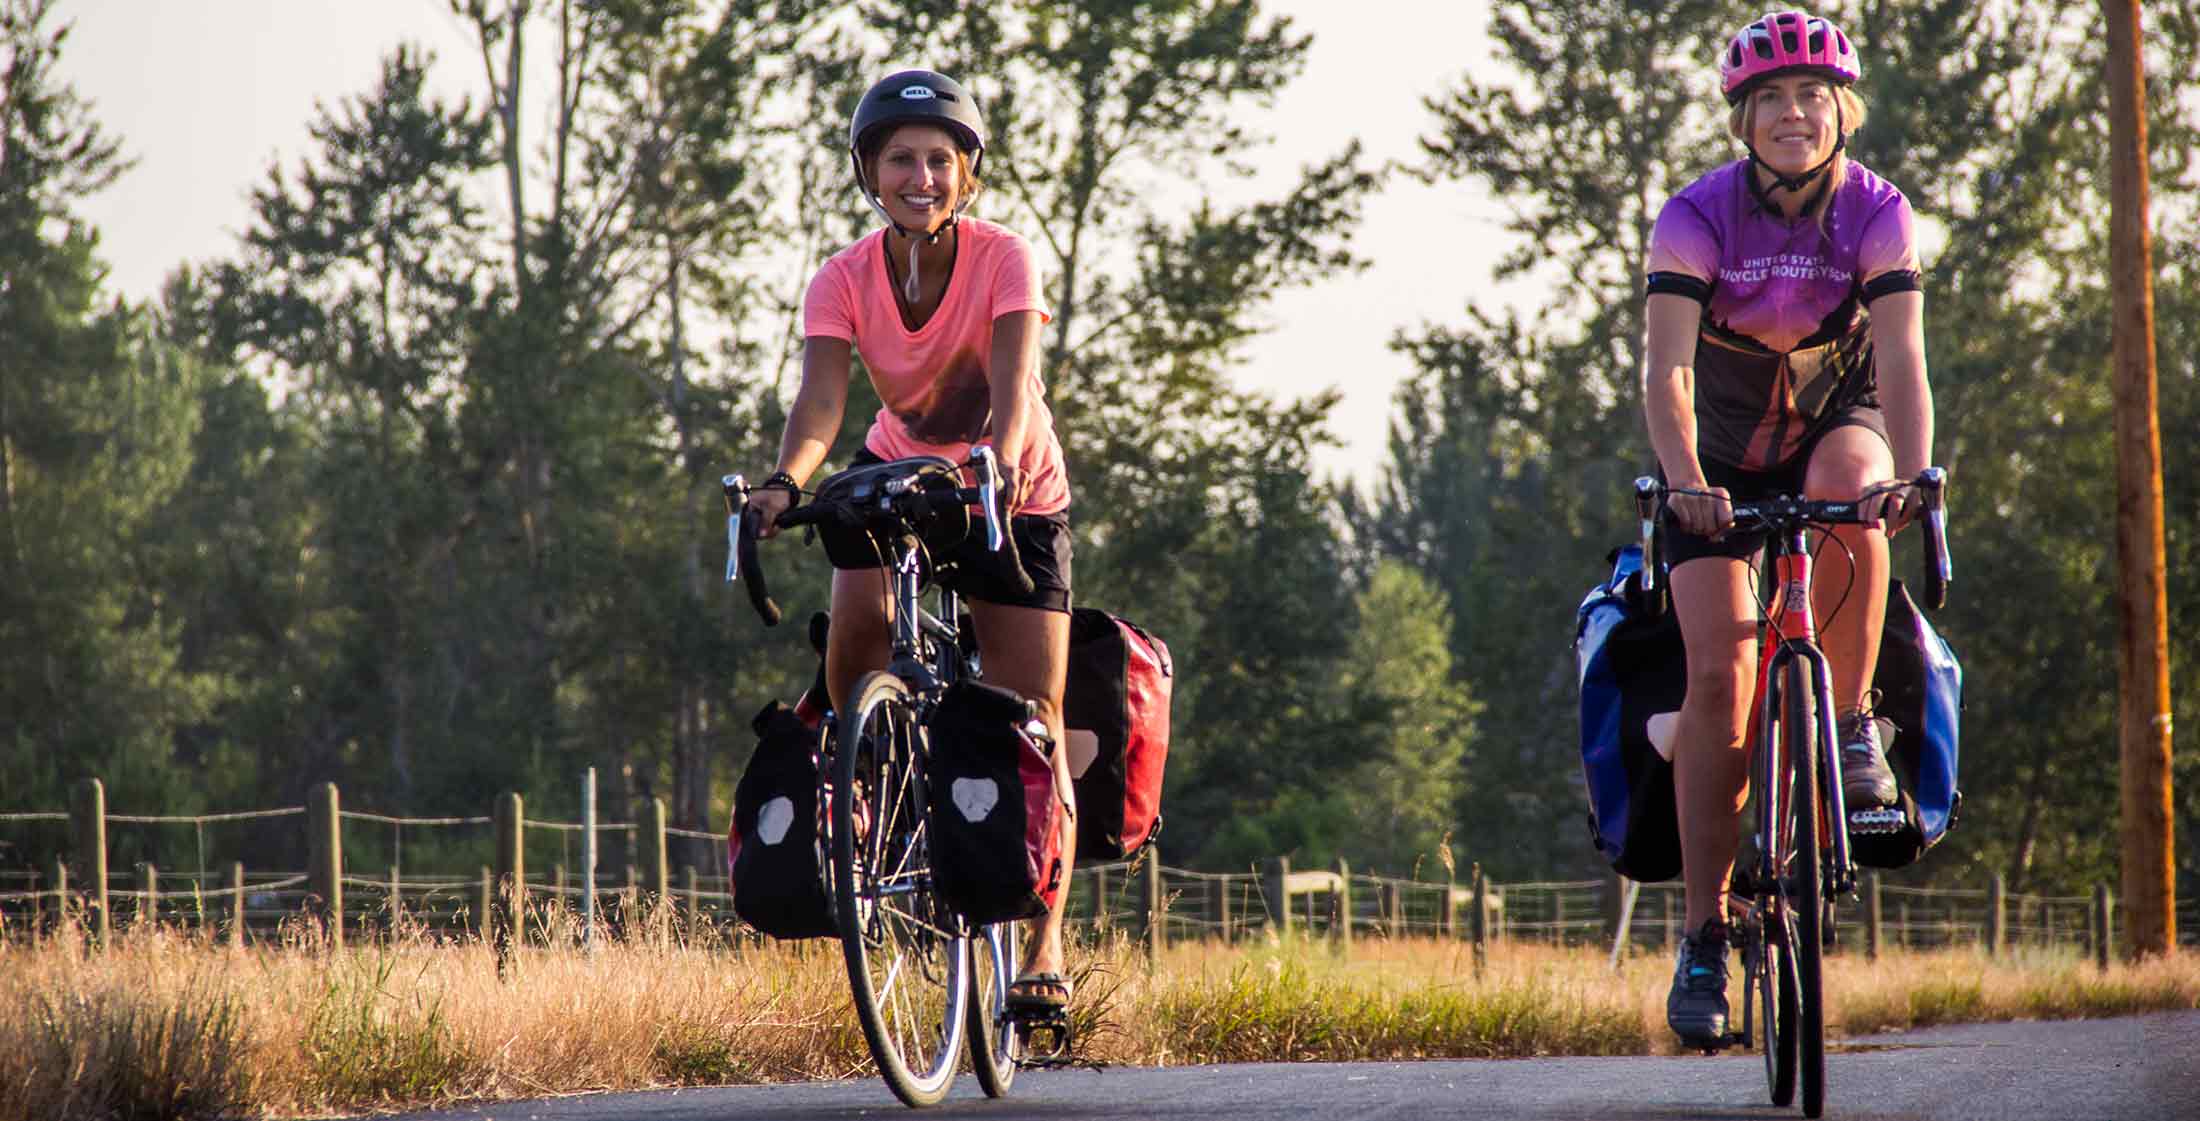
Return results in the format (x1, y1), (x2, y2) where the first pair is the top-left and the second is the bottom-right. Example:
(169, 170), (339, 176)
(925, 679), (1066, 924)
(1063, 608), (1172, 860)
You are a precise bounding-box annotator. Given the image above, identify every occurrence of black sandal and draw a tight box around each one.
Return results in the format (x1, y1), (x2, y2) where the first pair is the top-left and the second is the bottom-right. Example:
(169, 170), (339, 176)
(1004, 971), (1072, 1012)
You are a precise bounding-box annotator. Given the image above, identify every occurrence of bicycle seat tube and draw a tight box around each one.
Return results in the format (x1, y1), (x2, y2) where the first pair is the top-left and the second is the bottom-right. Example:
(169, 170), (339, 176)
(885, 539), (944, 689)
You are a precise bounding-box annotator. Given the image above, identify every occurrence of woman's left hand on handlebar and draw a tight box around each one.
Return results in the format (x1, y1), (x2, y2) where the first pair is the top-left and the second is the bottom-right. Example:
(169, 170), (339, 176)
(748, 482), (796, 538)
(1862, 480), (1919, 535)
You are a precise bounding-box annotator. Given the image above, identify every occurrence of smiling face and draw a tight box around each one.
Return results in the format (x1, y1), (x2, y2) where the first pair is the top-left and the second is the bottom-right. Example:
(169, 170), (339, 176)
(867, 124), (967, 235)
(1743, 75), (1841, 176)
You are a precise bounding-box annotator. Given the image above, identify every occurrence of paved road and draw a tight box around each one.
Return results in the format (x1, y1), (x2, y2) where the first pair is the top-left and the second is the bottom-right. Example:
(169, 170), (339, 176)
(392, 1010), (2197, 1120)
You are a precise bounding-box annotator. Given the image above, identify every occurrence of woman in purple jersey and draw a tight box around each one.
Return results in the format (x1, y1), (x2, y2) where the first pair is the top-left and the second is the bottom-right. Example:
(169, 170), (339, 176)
(1640, 11), (1933, 1048)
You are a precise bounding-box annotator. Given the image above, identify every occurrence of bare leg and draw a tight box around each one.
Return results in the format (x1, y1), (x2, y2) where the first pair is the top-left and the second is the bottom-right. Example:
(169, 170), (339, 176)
(1671, 556), (1760, 932)
(825, 568), (894, 714)
(1803, 426), (1896, 714)
(967, 600), (1076, 986)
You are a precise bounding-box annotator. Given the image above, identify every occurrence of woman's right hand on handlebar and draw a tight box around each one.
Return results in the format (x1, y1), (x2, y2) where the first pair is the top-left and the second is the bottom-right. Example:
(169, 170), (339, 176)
(749, 481), (796, 538)
(1667, 481), (1734, 538)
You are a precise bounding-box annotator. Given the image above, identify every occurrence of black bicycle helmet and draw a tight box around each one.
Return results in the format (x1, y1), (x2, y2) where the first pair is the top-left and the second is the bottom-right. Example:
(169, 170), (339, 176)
(847, 70), (987, 240)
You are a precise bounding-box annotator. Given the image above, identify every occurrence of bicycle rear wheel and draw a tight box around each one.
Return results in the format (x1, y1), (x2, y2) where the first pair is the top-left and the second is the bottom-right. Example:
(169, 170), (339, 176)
(966, 921), (1022, 1096)
(1780, 660), (1827, 1118)
(834, 671), (970, 1107)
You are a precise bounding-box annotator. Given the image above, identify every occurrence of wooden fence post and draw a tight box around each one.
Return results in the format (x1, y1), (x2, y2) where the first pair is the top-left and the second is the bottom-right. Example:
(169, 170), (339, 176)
(1443, 871), (1457, 939)
(644, 797), (670, 926)
(1866, 872), (1883, 962)
(682, 865), (700, 942)
(71, 778), (109, 947)
(494, 792), (524, 971)
(307, 782), (342, 950)
(476, 866), (492, 943)
(47, 858), (68, 940)
(136, 862), (158, 930)
(1470, 863), (1488, 975)
(1145, 847), (1165, 963)
(1335, 857), (1352, 955)
(1265, 857), (1291, 939)
(2093, 884), (2113, 972)
(1987, 874), (2006, 958)
(228, 861), (246, 949)
(1208, 874), (1230, 942)
(1602, 871), (1625, 947)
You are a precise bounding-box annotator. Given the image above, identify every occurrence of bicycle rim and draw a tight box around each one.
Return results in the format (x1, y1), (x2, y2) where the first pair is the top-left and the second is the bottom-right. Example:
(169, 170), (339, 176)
(1783, 661), (1827, 1118)
(966, 921), (1022, 1096)
(835, 671), (969, 1107)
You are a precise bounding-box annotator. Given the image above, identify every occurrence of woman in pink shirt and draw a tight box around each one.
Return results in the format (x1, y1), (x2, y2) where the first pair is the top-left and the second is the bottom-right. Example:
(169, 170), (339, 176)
(747, 69), (1078, 1014)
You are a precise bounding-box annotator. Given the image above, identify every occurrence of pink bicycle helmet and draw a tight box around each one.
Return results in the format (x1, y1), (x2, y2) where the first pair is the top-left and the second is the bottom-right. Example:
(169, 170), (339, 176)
(1719, 11), (1861, 105)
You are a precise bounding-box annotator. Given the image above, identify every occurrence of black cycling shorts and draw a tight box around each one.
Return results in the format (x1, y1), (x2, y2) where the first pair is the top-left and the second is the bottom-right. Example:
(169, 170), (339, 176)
(1663, 406), (1891, 568)
(835, 448), (1073, 614)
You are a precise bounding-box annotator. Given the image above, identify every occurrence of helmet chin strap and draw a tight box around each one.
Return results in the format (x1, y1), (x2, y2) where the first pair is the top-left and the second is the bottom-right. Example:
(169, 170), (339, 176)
(1746, 99), (1847, 200)
(861, 183), (969, 303)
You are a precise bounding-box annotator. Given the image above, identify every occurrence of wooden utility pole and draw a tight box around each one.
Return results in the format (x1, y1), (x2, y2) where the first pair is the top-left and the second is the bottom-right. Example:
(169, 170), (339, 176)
(2101, 0), (2176, 957)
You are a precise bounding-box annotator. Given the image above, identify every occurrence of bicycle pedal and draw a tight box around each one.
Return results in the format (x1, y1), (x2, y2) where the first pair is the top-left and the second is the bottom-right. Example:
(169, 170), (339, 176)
(1009, 1007), (1074, 1067)
(1848, 807), (1906, 835)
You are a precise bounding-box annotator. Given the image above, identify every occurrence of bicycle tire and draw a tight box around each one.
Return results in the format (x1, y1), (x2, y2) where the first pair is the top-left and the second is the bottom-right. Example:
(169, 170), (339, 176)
(966, 921), (1022, 1096)
(1783, 659), (1827, 1118)
(1756, 673), (1801, 1108)
(834, 671), (970, 1107)
(1758, 902), (1801, 1106)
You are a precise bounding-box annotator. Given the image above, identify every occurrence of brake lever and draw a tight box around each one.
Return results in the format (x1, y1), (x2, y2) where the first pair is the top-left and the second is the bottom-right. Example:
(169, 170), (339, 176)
(973, 445), (1005, 553)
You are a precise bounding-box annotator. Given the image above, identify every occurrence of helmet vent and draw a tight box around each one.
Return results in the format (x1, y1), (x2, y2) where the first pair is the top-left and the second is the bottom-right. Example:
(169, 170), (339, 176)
(1780, 28), (1799, 53)
(1808, 28), (1825, 53)
(1836, 30), (1851, 54)
(1751, 27), (1775, 60)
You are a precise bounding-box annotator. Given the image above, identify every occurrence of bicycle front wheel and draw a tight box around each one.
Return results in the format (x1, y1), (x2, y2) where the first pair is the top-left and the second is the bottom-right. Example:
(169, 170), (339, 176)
(966, 921), (1022, 1096)
(1781, 660), (1827, 1118)
(834, 671), (970, 1107)
(1755, 900), (1800, 1106)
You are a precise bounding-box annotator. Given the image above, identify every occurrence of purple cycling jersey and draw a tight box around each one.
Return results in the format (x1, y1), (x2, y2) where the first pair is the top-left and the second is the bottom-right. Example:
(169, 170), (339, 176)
(1646, 159), (1920, 470)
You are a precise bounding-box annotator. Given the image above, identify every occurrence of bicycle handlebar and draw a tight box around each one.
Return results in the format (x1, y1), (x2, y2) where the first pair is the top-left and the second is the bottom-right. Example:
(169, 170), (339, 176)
(723, 448), (1032, 627)
(1633, 467), (1953, 611)
(723, 476), (784, 626)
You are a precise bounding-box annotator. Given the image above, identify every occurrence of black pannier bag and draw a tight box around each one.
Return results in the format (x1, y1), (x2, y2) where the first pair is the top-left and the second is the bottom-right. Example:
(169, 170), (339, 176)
(1575, 545), (1688, 882)
(925, 679), (1065, 925)
(727, 700), (836, 939)
(1848, 579), (1963, 869)
(1062, 608), (1172, 861)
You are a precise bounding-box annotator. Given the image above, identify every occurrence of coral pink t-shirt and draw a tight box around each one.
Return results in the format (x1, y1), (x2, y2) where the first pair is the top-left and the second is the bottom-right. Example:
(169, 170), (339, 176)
(803, 218), (1068, 516)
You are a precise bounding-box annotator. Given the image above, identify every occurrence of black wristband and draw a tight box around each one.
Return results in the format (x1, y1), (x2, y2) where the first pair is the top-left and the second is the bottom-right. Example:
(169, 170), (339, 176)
(761, 471), (799, 495)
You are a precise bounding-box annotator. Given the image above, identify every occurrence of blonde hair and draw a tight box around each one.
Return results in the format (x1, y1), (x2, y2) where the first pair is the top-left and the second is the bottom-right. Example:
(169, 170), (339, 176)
(1729, 84), (1867, 231)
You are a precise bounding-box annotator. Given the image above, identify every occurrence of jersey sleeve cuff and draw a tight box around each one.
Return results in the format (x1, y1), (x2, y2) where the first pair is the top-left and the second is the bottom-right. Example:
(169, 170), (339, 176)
(1646, 271), (1712, 304)
(1862, 270), (1921, 304)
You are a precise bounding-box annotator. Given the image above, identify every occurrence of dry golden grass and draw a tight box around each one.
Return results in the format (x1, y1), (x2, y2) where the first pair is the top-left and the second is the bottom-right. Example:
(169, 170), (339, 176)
(3, 915), (2195, 1120)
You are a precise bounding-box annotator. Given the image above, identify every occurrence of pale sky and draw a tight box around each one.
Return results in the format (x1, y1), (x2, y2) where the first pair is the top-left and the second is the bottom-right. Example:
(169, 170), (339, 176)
(56, 0), (1537, 483)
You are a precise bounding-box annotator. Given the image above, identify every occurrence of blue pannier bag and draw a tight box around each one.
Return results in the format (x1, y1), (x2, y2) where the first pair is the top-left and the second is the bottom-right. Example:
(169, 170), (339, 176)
(1850, 579), (1963, 869)
(1576, 549), (1963, 878)
(1575, 545), (1686, 882)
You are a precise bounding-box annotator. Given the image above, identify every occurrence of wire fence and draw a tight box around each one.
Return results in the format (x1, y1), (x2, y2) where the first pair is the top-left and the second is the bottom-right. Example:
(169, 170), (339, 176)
(4, 782), (2191, 958)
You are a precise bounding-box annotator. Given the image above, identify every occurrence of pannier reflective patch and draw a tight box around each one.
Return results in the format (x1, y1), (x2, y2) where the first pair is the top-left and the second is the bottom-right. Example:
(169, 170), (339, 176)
(952, 777), (999, 822)
(1064, 729), (1099, 780)
(758, 797), (795, 845)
